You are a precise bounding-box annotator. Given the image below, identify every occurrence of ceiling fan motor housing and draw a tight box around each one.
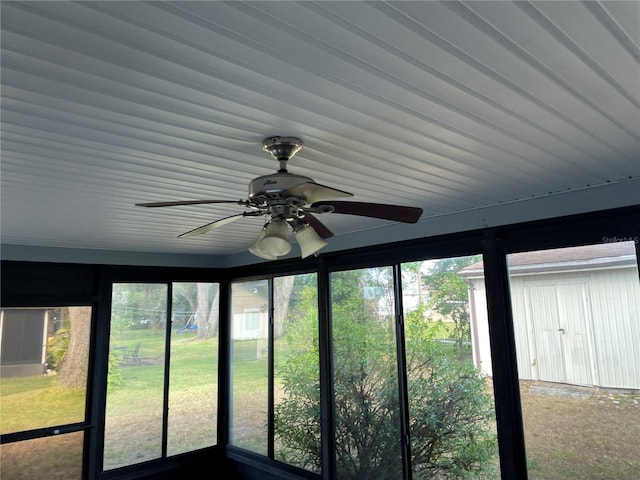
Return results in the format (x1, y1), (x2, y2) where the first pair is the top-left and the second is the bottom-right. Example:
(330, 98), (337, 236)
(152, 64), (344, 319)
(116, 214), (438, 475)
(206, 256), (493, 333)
(248, 172), (314, 202)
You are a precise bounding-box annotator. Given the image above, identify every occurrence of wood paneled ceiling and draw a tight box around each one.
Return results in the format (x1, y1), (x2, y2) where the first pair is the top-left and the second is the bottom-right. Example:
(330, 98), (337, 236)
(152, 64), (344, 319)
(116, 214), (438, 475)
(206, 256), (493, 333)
(1, 1), (638, 265)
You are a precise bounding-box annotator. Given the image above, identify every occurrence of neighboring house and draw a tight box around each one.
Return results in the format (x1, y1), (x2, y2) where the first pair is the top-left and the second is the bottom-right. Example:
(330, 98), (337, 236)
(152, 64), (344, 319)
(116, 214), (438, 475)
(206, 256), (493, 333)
(459, 242), (640, 390)
(400, 283), (431, 317)
(0, 308), (50, 377)
(231, 283), (268, 341)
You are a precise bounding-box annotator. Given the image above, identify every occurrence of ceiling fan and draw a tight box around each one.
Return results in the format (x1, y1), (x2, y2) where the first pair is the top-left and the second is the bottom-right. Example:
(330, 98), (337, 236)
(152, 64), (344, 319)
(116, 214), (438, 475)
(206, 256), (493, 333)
(136, 136), (423, 259)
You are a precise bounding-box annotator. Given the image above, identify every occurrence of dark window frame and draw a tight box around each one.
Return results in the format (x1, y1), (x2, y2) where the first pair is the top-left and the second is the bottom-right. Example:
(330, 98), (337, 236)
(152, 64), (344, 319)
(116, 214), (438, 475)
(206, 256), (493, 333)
(93, 268), (226, 479)
(0, 205), (637, 480)
(1, 289), (98, 480)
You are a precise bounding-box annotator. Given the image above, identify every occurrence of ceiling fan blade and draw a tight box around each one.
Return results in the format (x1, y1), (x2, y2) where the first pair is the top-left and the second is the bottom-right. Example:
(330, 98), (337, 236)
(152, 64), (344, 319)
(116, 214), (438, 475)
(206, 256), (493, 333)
(178, 213), (246, 238)
(136, 199), (244, 208)
(304, 212), (334, 239)
(311, 201), (423, 223)
(286, 182), (353, 204)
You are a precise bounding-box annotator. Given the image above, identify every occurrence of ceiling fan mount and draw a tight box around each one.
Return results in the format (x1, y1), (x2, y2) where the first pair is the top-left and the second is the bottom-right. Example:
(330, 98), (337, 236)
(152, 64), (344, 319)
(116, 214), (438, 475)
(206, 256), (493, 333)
(262, 136), (303, 165)
(136, 136), (423, 259)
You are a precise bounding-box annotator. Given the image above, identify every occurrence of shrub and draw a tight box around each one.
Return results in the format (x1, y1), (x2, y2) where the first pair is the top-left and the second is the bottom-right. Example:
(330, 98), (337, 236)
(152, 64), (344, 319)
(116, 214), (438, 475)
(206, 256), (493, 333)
(275, 296), (498, 479)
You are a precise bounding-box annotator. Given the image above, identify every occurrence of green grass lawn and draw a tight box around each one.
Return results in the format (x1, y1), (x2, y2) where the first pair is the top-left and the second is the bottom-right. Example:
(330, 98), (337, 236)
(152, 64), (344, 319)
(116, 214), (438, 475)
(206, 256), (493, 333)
(1, 331), (464, 435)
(1, 376), (86, 433)
(3, 328), (638, 480)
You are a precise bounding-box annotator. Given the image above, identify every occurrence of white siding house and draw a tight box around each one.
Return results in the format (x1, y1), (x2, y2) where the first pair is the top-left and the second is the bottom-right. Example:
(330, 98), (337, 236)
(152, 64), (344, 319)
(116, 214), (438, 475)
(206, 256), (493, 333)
(460, 242), (640, 390)
(0, 309), (49, 377)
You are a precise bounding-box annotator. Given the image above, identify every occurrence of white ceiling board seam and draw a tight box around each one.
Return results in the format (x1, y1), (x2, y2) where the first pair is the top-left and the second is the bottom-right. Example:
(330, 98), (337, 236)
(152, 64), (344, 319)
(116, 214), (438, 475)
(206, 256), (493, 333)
(0, 125), (259, 181)
(220, 1), (592, 174)
(1, 89), (261, 146)
(3, 43), (560, 186)
(0, 45), (277, 137)
(516, 2), (639, 109)
(0, 100), (264, 164)
(377, 1), (637, 159)
(582, 1), (640, 63)
(304, 0), (612, 171)
(153, 1), (589, 176)
(445, 1), (640, 143)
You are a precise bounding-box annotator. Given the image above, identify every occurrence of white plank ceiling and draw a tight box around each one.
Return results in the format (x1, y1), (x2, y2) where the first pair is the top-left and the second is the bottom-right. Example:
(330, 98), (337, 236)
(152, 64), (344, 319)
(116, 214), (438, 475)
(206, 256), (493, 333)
(1, 1), (639, 265)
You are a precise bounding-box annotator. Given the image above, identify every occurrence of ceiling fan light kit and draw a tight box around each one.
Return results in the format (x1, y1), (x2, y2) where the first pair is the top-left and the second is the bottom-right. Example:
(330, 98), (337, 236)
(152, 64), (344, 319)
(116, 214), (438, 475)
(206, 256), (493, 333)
(294, 223), (329, 259)
(248, 227), (276, 260)
(259, 218), (292, 257)
(136, 136), (423, 260)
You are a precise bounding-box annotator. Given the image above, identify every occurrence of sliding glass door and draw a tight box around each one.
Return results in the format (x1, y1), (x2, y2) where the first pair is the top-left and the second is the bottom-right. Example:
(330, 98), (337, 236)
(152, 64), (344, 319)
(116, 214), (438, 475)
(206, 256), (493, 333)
(104, 282), (219, 471)
(329, 256), (500, 479)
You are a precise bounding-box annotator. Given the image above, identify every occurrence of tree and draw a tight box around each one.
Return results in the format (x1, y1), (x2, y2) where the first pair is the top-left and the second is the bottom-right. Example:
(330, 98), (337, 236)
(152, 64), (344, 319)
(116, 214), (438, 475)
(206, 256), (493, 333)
(111, 283), (167, 333)
(274, 275), (295, 339)
(404, 304), (497, 479)
(274, 267), (497, 479)
(195, 282), (218, 339)
(273, 278), (322, 471)
(423, 256), (481, 357)
(55, 307), (91, 389)
(172, 282), (219, 339)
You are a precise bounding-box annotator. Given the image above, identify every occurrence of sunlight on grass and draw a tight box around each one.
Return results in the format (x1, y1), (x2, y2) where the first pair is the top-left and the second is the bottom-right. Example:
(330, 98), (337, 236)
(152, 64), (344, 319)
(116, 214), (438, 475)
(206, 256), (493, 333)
(102, 330), (221, 469)
(1, 376), (85, 434)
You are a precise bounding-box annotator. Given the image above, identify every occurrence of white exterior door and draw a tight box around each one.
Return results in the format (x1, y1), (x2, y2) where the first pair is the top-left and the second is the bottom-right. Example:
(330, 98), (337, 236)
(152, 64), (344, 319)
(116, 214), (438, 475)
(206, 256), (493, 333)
(526, 279), (594, 386)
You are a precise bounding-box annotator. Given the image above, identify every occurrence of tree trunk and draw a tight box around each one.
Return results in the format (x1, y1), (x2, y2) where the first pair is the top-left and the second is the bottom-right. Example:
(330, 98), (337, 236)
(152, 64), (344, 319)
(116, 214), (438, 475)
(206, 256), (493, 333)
(58, 307), (91, 389)
(196, 283), (219, 339)
(274, 276), (295, 339)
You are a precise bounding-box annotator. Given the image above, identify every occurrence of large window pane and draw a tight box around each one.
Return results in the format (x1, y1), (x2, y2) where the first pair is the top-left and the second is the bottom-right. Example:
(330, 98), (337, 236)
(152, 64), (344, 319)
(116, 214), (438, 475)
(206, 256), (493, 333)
(0, 431), (84, 480)
(404, 257), (500, 479)
(273, 274), (320, 473)
(168, 282), (219, 456)
(0, 306), (91, 480)
(506, 242), (640, 479)
(331, 267), (403, 480)
(105, 283), (167, 470)
(1, 307), (91, 434)
(230, 280), (268, 454)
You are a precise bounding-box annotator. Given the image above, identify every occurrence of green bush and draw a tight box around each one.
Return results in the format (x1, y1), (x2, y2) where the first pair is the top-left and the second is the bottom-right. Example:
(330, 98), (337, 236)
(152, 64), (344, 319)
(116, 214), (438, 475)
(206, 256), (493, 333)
(107, 352), (123, 392)
(275, 283), (497, 479)
(46, 325), (70, 371)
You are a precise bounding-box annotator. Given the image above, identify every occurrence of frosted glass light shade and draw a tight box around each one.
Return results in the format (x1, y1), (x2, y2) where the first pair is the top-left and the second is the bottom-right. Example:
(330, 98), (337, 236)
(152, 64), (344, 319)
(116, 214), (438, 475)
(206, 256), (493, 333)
(295, 224), (328, 258)
(260, 219), (291, 256)
(249, 228), (277, 259)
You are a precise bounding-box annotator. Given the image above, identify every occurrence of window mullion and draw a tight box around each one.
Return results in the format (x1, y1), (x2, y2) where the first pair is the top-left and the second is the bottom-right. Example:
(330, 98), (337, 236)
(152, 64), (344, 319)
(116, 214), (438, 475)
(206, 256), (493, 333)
(161, 282), (173, 458)
(318, 260), (336, 480)
(268, 278), (275, 460)
(393, 264), (412, 480)
(482, 230), (528, 479)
